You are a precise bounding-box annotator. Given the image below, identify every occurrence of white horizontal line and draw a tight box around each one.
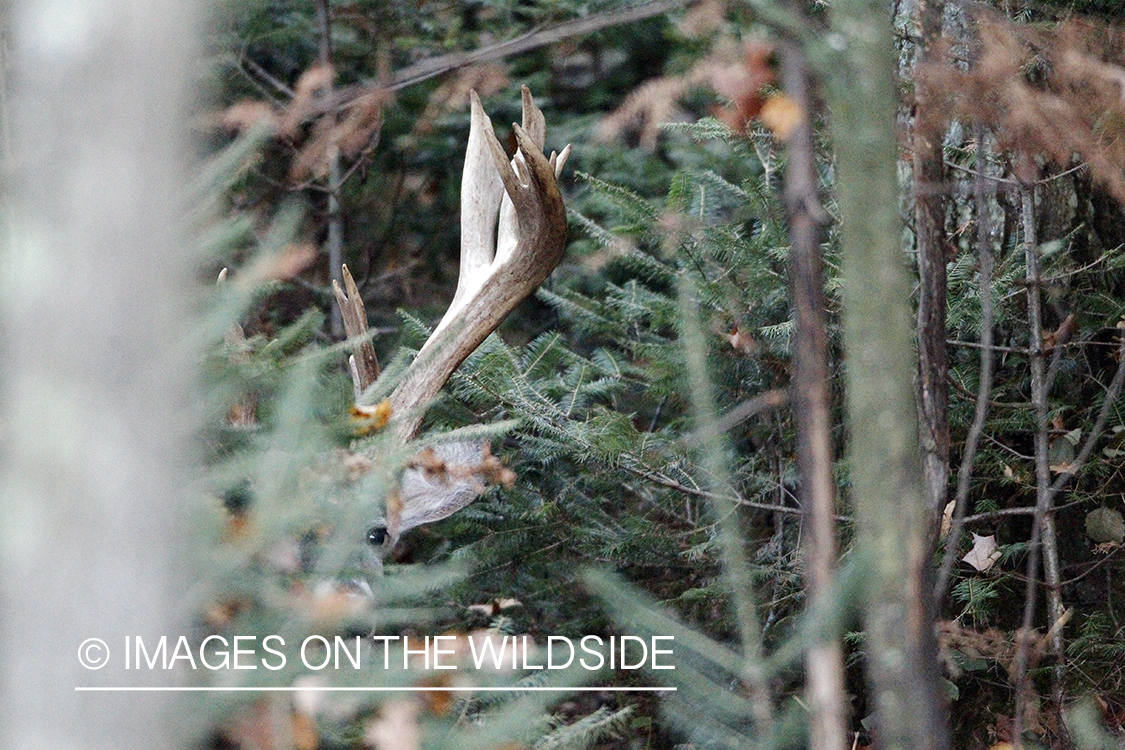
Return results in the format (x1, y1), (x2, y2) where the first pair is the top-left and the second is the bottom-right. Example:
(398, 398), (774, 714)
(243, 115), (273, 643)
(75, 686), (676, 692)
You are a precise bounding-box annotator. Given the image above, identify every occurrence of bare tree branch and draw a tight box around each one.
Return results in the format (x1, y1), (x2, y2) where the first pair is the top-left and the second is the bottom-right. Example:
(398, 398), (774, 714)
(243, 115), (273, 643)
(935, 123), (995, 603)
(316, 0), (346, 339)
(308, 0), (701, 119)
(1011, 183), (1066, 743)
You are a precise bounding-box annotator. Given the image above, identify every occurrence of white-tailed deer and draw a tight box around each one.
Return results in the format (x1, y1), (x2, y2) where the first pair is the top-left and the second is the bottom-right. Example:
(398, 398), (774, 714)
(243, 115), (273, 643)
(334, 86), (570, 568)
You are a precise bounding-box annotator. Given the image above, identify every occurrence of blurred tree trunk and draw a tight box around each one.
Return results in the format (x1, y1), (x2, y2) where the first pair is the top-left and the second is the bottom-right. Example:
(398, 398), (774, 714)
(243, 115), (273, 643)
(0, 1), (201, 748)
(824, 1), (951, 748)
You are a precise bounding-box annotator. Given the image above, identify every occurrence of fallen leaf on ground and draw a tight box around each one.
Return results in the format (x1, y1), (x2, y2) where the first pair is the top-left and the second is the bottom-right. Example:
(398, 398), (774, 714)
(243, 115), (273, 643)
(963, 533), (1001, 572)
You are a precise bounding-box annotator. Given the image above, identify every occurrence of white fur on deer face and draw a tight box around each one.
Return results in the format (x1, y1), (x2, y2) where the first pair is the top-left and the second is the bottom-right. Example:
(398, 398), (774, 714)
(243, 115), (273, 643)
(363, 441), (485, 572)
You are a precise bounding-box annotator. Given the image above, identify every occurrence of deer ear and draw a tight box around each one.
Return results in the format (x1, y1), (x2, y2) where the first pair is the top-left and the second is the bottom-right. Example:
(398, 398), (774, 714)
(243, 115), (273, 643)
(397, 442), (485, 533)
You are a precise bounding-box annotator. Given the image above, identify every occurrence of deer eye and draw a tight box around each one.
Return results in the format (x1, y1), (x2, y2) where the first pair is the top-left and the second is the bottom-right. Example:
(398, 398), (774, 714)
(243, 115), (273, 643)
(366, 525), (388, 546)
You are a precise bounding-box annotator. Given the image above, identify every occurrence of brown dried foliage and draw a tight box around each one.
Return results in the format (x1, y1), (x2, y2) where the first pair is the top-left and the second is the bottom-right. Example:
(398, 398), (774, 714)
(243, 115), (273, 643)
(676, 0), (727, 40)
(288, 86), (391, 182)
(918, 13), (1125, 202)
(597, 38), (775, 149)
(217, 63), (394, 182)
(410, 63), (510, 137)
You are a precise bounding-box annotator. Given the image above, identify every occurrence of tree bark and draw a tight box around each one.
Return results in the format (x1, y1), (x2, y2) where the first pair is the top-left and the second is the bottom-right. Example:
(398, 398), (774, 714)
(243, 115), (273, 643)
(0, 1), (200, 747)
(824, 1), (951, 748)
(912, 0), (951, 538)
(780, 41), (848, 750)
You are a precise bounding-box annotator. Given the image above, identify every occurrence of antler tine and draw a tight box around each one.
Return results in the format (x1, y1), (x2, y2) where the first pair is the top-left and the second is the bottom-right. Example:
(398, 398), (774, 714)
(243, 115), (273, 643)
(495, 86), (554, 266)
(333, 263), (380, 396)
(449, 91), (505, 314)
(520, 84), (546, 149)
(384, 87), (570, 441)
(552, 144), (572, 178)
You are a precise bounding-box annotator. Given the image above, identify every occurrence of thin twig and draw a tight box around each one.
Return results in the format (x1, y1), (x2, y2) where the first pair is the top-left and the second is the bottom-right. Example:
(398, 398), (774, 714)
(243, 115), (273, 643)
(678, 277), (773, 732)
(947, 339), (1028, 355)
(935, 124), (995, 603)
(315, 0), (346, 339)
(622, 460), (852, 521)
(239, 50), (296, 99)
(914, 179), (1016, 197)
(948, 373), (1034, 410)
(1046, 338), (1125, 502)
(681, 388), (788, 447)
(307, 0), (701, 118)
(1059, 545), (1125, 587)
(961, 495), (1095, 526)
(1011, 184), (1066, 742)
(946, 160), (1017, 185)
(983, 433), (1034, 461)
(1038, 161), (1088, 184)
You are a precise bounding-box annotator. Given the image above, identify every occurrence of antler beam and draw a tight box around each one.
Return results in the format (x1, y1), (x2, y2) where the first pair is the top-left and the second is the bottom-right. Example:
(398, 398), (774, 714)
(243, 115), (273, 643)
(385, 85), (570, 439)
(336, 87), (569, 552)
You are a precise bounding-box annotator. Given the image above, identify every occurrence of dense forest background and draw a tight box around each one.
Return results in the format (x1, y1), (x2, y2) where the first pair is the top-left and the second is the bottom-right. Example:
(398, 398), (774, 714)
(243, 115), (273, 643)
(3, 0), (1125, 749)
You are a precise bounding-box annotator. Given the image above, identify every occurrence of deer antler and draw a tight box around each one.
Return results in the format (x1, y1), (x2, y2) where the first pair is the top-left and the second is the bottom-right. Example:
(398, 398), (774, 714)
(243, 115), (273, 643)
(384, 86), (570, 440)
(337, 87), (569, 554)
(333, 264), (380, 400)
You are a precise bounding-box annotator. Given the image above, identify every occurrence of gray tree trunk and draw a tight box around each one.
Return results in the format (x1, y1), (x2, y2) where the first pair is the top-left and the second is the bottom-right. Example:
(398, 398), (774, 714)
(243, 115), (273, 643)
(825, 0), (951, 748)
(912, 0), (951, 540)
(0, 1), (201, 747)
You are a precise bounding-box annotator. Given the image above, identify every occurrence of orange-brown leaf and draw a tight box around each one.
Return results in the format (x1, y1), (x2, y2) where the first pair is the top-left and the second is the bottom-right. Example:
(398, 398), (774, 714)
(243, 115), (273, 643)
(350, 399), (393, 435)
(759, 93), (804, 141)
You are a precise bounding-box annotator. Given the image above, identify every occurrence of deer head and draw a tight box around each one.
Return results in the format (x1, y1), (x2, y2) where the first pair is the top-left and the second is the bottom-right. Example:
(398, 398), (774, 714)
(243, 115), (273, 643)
(335, 86), (570, 566)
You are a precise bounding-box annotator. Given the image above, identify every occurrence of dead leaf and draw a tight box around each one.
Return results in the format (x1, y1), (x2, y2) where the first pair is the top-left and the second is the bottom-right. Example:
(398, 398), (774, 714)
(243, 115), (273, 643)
(941, 500), (956, 537)
(412, 64), (507, 138)
(291, 579), (371, 623)
(225, 698), (316, 750)
(292, 712), (318, 750)
(219, 100), (280, 133)
(727, 327), (760, 355)
(350, 400), (393, 435)
(278, 63), (335, 138)
(417, 674), (455, 716)
(365, 700), (420, 750)
(963, 533), (1001, 572)
(711, 40), (775, 132)
(759, 93), (804, 141)
(204, 597), (248, 629)
(1048, 428), (1080, 473)
(240, 243), (318, 285)
(599, 39), (774, 148)
(468, 598), (523, 617)
(1085, 507), (1125, 543)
